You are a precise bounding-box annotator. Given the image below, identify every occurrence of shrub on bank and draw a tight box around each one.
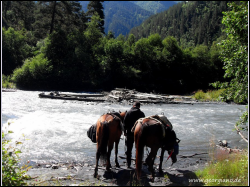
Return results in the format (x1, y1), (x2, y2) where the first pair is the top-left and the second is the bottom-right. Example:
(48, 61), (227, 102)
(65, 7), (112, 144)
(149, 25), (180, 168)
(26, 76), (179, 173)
(193, 90), (206, 100)
(193, 89), (225, 101)
(195, 150), (248, 186)
(11, 53), (52, 89)
(2, 130), (30, 186)
(2, 75), (16, 89)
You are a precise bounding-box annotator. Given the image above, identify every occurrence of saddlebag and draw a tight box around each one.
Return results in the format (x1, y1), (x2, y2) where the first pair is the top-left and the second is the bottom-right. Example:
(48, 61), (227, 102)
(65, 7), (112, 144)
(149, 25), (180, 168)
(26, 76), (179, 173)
(87, 124), (97, 143)
(174, 142), (179, 155)
(174, 138), (180, 155)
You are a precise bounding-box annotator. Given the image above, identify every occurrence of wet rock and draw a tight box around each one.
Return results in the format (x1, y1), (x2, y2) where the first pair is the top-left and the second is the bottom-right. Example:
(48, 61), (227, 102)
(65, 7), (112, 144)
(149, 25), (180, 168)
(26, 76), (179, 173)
(46, 164), (51, 168)
(52, 164), (59, 169)
(58, 177), (67, 180)
(218, 140), (228, 147)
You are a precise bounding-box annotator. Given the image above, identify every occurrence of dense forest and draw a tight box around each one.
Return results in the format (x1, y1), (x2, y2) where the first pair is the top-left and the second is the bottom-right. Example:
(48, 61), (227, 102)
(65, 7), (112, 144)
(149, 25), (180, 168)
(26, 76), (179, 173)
(1, 1), (246, 97)
(130, 1), (230, 48)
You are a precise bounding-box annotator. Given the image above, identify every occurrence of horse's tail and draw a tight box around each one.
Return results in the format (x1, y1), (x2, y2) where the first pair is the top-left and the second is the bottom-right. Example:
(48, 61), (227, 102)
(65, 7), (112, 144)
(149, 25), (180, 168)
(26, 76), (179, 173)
(135, 122), (145, 180)
(98, 121), (110, 161)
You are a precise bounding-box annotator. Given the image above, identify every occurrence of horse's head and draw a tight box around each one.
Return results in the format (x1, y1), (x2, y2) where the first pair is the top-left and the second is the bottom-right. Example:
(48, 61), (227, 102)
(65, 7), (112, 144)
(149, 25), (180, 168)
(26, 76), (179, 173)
(164, 129), (180, 165)
(167, 148), (177, 164)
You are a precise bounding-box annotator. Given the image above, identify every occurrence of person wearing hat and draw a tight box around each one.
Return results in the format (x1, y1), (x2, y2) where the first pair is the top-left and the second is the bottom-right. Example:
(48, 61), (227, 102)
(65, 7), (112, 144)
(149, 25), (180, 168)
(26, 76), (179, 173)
(123, 101), (145, 168)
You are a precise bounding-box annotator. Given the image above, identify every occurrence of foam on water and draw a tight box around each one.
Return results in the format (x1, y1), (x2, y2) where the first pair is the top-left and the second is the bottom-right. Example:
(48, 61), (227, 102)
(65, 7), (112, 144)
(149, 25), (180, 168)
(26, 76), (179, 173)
(2, 91), (248, 166)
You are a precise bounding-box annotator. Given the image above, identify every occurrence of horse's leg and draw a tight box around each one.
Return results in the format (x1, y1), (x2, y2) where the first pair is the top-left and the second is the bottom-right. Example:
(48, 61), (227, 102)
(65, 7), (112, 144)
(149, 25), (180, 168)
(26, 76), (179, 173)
(94, 148), (100, 178)
(115, 139), (120, 168)
(135, 132), (143, 182)
(145, 149), (153, 169)
(146, 148), (158, 182)
(106, 143), (113, 171)
(126, 135), (134, 168)
(159, 148), (165, 173)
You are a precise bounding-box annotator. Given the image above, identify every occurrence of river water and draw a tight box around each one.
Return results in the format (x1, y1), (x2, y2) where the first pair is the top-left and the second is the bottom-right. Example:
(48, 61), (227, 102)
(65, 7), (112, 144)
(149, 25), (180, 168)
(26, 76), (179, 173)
(2, 90), (248, 167)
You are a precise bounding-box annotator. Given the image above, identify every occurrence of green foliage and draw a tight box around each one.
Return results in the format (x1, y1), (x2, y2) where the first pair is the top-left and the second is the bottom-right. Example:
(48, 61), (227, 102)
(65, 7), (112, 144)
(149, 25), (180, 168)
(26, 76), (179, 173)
(84, 12), (104, 47)
(2, 1), (36, 31)
(87, 1), (105, 34)
(210, 1), (248, 137)
(2, 75), (16, 89)
(193, 90), (206, 101)
(193, 89), (225, 101)
(2, 27), (31, 75)
(212, 1), (248, 104)
(2, 131), (30, 186)
(130, 1), (229, 48)
(12, 53), (52, 89)
(3, 1), (228, 94)
(33, 1), (86, 39)
(235, 106), (248, 131)
(195, 151), (248, 186)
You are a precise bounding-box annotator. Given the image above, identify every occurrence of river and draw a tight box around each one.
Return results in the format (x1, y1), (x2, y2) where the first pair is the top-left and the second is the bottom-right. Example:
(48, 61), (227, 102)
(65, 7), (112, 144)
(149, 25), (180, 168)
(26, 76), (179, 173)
(2, 90), (248, 168)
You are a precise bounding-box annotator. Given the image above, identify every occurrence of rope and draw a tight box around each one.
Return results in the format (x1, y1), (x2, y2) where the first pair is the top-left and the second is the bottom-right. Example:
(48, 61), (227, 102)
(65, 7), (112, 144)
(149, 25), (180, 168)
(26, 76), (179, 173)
(166, 149), (174, 162)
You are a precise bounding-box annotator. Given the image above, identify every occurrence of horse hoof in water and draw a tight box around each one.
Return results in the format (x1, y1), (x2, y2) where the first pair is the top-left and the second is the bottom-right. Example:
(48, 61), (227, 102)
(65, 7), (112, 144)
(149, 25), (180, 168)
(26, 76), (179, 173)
(159, 169), (163, 174)
(106, 168), (112, 173)
(106, 164), (112, 171)
(149, 176), (154, 182)
(93, 173), (98, 178)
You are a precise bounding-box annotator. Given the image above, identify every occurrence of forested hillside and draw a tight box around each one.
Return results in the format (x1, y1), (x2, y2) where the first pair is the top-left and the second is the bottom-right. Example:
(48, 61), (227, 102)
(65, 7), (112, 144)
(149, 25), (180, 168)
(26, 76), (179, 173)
(131, 1), (177, 14)
(79, 1), (177, 37)
(130, 1), (230, 48)
(3, 1), (246, 98)
(103, 1), (153, 37)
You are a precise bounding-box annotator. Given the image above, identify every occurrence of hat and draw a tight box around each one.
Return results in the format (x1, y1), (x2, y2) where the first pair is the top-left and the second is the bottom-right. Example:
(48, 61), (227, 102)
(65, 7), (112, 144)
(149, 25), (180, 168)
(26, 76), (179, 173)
(133, 101), (140, 107)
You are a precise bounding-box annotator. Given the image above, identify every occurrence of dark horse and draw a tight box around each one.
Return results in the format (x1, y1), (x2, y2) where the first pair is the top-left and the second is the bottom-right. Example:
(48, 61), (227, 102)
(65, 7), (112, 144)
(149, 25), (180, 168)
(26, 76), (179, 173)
(94, 111), (127, 178)
(134, 116), (179, 182)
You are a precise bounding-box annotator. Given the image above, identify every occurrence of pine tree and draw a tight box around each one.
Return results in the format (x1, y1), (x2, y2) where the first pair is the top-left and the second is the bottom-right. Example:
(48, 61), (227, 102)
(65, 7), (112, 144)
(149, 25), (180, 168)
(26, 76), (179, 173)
(86, 1), (105, 34)
(2, 1), (36, 31)
(33, 1), (86, 39)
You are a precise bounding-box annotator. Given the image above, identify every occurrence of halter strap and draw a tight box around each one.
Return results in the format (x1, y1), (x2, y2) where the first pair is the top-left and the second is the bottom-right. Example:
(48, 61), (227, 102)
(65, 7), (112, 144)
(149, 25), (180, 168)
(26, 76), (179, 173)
(166, 149), (174, 161)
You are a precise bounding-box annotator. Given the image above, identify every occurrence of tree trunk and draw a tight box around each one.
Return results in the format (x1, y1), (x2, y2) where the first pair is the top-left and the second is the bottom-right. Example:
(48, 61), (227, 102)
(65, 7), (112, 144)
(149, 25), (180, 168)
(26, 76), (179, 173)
(50, 1), (57, 34)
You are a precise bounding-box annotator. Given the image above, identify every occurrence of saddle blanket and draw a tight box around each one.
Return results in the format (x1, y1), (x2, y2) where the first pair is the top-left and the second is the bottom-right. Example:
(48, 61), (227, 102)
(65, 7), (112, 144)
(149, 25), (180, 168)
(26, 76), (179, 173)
(131, 115), (173, 138)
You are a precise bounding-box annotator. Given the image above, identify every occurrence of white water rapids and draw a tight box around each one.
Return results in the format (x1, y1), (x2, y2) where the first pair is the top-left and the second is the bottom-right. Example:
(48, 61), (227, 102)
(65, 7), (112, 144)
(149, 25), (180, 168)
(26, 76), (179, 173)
(2, 90), (248, 167)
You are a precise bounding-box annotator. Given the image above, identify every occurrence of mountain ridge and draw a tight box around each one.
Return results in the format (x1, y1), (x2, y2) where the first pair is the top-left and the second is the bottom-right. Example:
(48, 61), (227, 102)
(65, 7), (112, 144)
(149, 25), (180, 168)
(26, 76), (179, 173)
(79, 1), (178, 37)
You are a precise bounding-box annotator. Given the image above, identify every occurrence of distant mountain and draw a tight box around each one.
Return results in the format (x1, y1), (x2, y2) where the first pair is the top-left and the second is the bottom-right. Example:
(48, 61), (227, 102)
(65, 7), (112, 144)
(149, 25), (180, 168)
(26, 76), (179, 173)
(103, 1), (154, 37)
(130, 1), (178, 14)
(79, 1), (177, 37)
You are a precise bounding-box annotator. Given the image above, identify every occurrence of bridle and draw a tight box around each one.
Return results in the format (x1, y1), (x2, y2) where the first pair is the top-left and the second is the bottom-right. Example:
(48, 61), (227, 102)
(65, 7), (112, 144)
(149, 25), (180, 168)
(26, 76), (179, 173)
(166, 149), (174, 161)
(166, 138), (180, 164)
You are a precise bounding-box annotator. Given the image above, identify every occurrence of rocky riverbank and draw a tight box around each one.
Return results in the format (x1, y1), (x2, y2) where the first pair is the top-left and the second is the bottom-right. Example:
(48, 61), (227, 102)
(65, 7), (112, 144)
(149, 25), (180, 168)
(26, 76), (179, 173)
(25, 151), (209, 186)
(24, 142), (246, 186)
(24, 143), (245, 186)
(105, 88), (223, 105)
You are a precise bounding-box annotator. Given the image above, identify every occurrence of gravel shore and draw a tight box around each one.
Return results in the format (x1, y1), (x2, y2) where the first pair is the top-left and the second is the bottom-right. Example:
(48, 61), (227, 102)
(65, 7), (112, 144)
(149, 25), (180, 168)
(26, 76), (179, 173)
(25, 151), (209, 186)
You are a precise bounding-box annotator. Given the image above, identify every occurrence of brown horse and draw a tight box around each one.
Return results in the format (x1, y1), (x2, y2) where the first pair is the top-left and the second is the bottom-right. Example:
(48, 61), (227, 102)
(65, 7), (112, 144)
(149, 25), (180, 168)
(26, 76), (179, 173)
(134, 116), (179, 182)
(94, 111), (127, 178)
